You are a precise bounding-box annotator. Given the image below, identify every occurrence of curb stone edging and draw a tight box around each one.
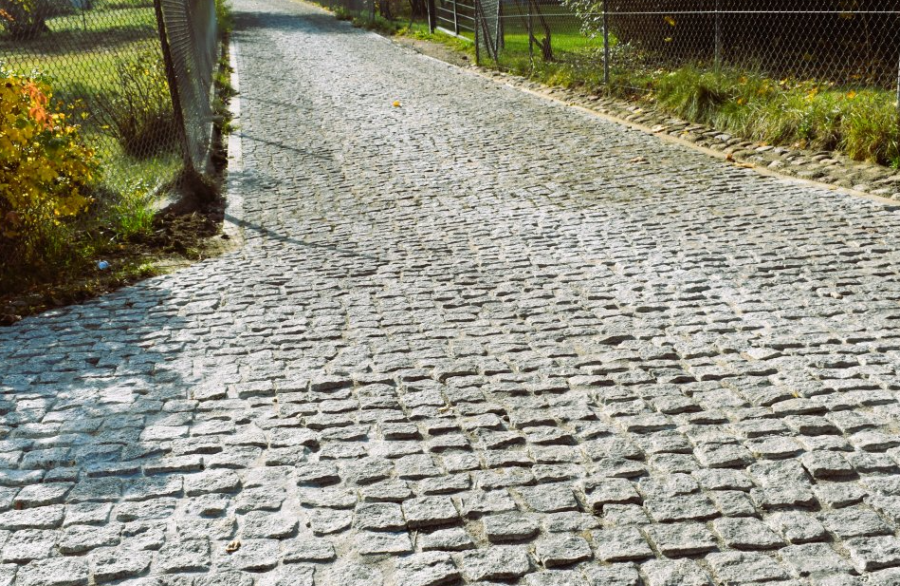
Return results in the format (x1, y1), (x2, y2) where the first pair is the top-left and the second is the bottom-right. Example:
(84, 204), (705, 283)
(223, 38), (247, 244)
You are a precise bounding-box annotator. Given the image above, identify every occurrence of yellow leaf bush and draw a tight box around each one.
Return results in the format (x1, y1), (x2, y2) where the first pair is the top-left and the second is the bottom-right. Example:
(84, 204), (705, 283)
(0, 66), (99, 258)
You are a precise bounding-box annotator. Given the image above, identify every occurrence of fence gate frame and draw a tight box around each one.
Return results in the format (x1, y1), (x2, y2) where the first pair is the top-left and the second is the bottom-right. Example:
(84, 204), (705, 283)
(434, 0), (476, 39)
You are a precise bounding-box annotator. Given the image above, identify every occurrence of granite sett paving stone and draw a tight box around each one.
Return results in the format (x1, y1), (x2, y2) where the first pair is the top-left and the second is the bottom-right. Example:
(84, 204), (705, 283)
(2, 0), (900, 583)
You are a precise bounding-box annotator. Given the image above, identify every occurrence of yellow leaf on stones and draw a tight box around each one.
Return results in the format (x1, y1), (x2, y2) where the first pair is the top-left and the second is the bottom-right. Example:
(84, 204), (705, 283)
(393, 100), (401, 107)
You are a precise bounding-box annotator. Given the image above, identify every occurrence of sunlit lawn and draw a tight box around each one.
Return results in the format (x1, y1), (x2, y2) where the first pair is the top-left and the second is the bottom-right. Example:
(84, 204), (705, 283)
(0, 0), (182, 192)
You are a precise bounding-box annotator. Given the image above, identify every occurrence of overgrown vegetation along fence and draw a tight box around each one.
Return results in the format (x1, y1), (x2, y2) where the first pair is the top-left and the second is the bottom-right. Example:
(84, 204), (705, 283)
(462, 0), (900, 165)
(310, 0), (900, 167)
(473, 1), (900, 92)
(0, 0), (219, 193)
(0, 0), (220, 287)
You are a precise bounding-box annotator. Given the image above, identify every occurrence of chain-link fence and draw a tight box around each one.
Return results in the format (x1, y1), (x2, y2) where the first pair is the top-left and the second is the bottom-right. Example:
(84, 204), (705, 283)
(472, 0), (900, 96)
(160, 0), (218, 175)
(0, 0), (219, 196)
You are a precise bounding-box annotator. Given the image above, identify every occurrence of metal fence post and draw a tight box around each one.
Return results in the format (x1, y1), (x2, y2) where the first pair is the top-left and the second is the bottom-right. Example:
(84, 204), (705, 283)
(152, 0), (193, 176)
(427, 0), (436, 32)
(602, 0), (609, 85)
(452, 0), (459, 35)
(493, 0), (501, 56)
(714, 0), (721, 70)
(474, 0), (479, 63)
(498, 0), (504, 50)
(527, 4), (533, 59)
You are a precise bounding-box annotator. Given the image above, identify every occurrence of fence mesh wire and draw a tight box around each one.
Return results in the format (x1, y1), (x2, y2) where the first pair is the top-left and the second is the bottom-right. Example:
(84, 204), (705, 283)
(474, 0), (900, 96)
(161, 0), (218, 174)
(475, 0), (498, 62)
(0, 0), (219, 195)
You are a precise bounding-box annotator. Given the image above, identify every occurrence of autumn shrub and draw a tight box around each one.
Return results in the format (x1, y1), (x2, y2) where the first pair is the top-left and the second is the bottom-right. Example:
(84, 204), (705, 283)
(90, 50), (179, 158)
(0, 66), (100, 282)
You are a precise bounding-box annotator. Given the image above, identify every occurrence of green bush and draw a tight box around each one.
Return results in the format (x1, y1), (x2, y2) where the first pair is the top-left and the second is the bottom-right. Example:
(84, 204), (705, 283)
(90, 50), (179, 158)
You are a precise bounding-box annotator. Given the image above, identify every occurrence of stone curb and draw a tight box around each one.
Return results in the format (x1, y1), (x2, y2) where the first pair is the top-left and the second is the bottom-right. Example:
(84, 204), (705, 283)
(223, 38), (247, 244)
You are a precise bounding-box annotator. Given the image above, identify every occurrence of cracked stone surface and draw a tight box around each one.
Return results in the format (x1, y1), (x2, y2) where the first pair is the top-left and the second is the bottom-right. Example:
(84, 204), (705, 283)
(2, 0), (900, 583)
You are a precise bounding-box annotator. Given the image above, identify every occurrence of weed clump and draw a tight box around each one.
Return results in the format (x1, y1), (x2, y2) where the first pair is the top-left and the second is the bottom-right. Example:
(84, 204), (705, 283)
(90, 50), (179, 158)
(642, 67), (900, 166)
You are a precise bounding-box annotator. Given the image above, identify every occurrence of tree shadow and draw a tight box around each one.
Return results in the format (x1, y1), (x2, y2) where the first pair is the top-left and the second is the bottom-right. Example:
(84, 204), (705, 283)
(239, 132), (337, 163)
(0, 22), (157, 57)
(0, 267), (280, 581)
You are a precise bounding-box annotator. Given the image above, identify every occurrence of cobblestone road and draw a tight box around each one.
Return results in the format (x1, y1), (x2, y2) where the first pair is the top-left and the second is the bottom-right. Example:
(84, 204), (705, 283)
(4, 1), (900, 584)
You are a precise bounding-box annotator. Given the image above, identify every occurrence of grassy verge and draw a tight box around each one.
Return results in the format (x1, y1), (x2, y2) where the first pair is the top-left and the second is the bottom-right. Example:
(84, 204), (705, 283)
(400, 22), (476, 54)
(493, 33), (900, 167)
(479, 33), (900, 166)
(318, 1), (476, 56)
(622, 68), (900, 166)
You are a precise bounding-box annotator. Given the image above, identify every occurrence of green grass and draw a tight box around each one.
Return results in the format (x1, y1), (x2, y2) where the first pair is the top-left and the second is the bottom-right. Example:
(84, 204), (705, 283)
(0, 0), (192, 293)
(356, 0), (899, 167)
(0, 0), (237, 305)
(403, 21), (476, 53)
(0, 1), (157, 59)
(0, 0), (182, 192)
(618, 67), (900, 166)
(351, 12), (405, 34)
(216, 0), (235, 35)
